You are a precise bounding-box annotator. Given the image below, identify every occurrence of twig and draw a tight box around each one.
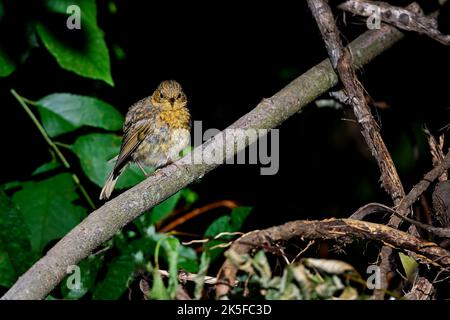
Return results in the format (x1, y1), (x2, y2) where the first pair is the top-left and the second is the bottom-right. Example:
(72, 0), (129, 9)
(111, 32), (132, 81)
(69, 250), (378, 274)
(307, 0), (405, 203)
(158, 269), (224, 285)
(350, 148), (450, 234)
(339, 1), (450, 45)
(182, 232), (243, 250)
(350, 202), (450, 237)
(11, 90), (96, 210)
(216, 218), (450, 298)
(159, 200), (238, 232)
(424, 127), (448, 182)
(404, 276), (435, 300)
(291, 240), (315, 264)
(307, 0), (411, 298)
(2, 21), (406, 300)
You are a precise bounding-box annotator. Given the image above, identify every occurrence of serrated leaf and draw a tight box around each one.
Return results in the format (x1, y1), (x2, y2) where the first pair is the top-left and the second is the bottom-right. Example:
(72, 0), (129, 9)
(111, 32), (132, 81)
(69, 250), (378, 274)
(36, 0), (113, 85)
(12, 173), (86, 253)
(71, 133), (145, 189)
(93, 254), (135, 300)
(35, 93), (123, 137)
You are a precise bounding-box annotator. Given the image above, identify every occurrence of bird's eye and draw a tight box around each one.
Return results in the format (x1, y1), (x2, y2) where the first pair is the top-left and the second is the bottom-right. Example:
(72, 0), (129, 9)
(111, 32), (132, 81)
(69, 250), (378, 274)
(177, 93), (182, 99)
(159, 92), (164, 99)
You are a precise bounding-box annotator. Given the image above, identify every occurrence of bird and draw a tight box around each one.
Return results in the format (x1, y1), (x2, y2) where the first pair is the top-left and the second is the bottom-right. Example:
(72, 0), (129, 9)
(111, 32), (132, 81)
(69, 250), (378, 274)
(432, 180), (450, 227)
(100, 80), (191, 200)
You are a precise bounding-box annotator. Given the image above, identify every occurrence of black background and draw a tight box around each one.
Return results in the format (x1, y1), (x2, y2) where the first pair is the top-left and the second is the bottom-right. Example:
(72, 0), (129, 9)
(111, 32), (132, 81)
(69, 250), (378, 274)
(1, 0), (449, 234)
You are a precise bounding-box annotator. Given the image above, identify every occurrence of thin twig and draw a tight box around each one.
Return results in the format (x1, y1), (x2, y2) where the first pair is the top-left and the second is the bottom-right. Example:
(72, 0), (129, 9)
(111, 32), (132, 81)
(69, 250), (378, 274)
(11, 89), (96, 210)
(339, 0), (450, 45)
(159, 200), (238, 232)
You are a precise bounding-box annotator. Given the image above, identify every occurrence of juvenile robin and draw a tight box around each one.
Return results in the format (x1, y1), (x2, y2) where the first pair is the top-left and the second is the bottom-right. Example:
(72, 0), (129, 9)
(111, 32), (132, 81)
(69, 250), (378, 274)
(100, 80), (191, 200)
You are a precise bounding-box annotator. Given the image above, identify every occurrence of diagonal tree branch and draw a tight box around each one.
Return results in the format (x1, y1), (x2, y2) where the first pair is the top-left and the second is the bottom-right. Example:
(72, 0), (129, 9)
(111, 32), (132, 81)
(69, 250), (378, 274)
(306, 0), (428, 298)
(339, 0), (449, 45)
(1, 22), (405, 300)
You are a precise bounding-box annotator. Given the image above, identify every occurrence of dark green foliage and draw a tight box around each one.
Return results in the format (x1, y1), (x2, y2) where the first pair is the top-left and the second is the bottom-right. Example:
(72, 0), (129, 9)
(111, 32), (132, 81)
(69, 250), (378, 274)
(0, 0), (253, 300)
(204, 207), (252, 262)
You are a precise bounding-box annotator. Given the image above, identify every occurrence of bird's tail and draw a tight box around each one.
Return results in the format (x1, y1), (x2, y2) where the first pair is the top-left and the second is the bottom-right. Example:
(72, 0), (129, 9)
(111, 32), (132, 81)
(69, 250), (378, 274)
(99, 170), (120, 200)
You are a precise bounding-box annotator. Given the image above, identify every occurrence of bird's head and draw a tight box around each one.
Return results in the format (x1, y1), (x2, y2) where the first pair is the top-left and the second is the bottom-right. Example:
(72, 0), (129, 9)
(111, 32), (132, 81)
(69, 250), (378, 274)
(151, 80), (187, 111)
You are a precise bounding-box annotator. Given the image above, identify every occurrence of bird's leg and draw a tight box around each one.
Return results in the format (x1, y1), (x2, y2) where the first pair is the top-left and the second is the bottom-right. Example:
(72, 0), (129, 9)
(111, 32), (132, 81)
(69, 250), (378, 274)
(136, 161), (150, 177)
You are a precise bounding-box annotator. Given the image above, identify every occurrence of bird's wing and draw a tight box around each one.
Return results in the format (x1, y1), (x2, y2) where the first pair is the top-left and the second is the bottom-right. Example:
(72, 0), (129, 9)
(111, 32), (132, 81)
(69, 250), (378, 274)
(112, 121), (152, 177)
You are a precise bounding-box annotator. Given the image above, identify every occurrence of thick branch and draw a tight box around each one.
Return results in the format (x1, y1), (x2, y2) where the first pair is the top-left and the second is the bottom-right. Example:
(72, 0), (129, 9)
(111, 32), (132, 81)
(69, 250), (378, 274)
(339, 0), (449, 45)
(1, 23), (405, 300)
(216, 218), (450, 297)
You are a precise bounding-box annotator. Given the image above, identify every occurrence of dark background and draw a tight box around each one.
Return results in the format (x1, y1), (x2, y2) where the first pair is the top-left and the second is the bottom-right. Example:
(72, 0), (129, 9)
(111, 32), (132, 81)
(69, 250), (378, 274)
(1, 0), (449, 233)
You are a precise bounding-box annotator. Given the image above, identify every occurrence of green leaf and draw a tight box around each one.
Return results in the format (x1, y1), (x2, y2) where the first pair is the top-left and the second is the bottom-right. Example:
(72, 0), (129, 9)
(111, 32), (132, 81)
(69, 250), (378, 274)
(36, 0), (113, 85)
(0, 47), (15, 77)
(93, 254), (135, 300)
(149, 267), (169, 300)
(180, 188), (199, 206)
(12, 173), (86, 253)
(0, 181), (21, 191)
(72, 133), (145, 189)
(0, 0), (4, 21)
(204, 207), (252, 261)
(194, 252), (210, 300)
(31, 159), (61, 176)
(230, 207), (252, 229)
(177, 245), (198, 273)
(148, 192), (181, 225)
(0, 191), (35, 279)
(43, 0), (97, 23)
(399, 253), (418, 280)
(0, 250), (15, 287)
(61, 256), (102, 299)
(165, 237), (180, 299)
(35, 93), (123, 137)
(0, 190), (34, 288)
(71, 133), (146, 189)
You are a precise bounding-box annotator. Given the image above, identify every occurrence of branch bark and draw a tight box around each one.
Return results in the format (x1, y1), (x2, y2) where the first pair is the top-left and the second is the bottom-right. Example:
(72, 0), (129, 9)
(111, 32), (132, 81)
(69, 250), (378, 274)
(339, 0), (449, 45)
(216, 218), (450, 298)
(306, 0), (432, 298)
(2, 22), (405, 300)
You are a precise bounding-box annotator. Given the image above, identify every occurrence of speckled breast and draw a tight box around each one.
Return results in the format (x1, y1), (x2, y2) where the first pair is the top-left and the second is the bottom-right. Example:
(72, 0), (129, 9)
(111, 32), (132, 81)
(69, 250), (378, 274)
(133, 125), (191, 169)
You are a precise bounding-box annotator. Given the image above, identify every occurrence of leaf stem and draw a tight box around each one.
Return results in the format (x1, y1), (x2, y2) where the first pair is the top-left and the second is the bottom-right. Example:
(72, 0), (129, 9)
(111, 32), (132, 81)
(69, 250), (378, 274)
(11, 89), (96, 210)
(54, 141), (72, 149)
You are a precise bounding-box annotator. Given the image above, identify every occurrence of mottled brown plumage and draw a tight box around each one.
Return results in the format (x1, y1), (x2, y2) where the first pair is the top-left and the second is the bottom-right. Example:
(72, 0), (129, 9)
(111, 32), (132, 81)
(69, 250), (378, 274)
(432, 181), (450, 227)
(100, 80), (191, 200)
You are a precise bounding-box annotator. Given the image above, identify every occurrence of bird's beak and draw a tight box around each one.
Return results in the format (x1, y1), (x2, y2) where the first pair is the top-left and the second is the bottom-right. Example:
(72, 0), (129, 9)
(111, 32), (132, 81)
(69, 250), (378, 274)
(169, 98), (175, 106)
